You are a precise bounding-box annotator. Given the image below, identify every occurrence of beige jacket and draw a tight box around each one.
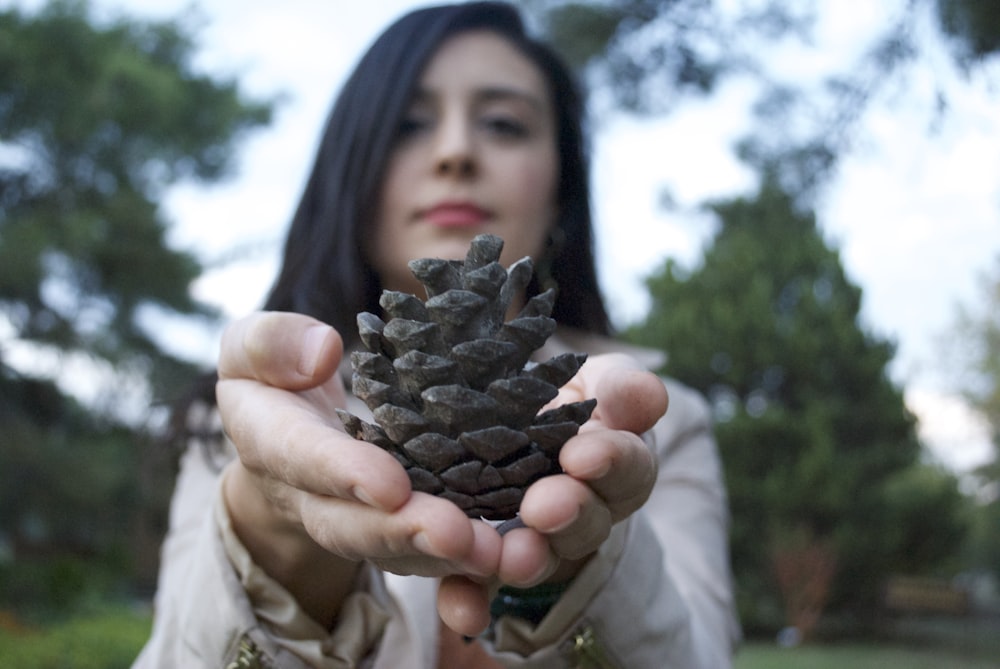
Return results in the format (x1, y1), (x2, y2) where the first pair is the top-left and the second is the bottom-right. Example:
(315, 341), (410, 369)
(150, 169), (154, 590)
(133, 330), (740, 668)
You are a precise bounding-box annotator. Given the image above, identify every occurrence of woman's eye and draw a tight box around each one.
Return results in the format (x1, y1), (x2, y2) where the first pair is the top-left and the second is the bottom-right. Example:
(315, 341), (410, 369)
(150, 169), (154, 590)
(482, 116), (529, 139)
(397, 115), (431, 139)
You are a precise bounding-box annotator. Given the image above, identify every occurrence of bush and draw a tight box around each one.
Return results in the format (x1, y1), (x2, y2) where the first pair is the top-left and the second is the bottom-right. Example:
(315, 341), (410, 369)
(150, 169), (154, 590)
(0, 555), (131, 623)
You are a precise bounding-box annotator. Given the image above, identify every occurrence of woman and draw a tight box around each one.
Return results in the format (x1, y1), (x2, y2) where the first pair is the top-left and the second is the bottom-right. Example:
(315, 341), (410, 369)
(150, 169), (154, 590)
(135, 3), (739, 667)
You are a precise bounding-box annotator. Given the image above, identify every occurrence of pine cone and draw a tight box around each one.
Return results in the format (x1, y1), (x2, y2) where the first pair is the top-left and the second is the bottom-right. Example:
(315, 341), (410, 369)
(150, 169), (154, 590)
(336, 234), (596, 520)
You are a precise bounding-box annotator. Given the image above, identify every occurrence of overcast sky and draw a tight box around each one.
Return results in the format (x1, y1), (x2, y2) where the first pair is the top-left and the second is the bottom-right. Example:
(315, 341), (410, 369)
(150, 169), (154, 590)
(8, 0), (999, 473)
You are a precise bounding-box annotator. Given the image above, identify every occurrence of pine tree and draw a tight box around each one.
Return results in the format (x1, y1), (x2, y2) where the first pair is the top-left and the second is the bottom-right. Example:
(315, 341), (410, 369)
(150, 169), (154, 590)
(952, 256), (1000, 581)
(626, 178), (930, 631)
(0, 0), (270, 613)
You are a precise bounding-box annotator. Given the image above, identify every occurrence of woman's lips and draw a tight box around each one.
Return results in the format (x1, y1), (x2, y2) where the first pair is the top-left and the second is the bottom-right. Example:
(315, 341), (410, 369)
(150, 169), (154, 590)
(420, 203), (490, 227)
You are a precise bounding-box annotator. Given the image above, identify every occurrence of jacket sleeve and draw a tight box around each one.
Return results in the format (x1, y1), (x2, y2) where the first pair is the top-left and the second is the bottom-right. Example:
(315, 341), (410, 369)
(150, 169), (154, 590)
(132, 432), (296, 667)
(132, 420), (392, 669)
(485, 378), (740, 668)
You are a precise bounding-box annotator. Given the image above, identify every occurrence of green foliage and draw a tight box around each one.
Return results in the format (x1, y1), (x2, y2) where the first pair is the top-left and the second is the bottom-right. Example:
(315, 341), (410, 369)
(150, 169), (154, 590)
(523, 0), (745, 112)
(954, 258), (1000, 460)
(0, 607), (151, 669)
(880, 463), (970, 575)
(951, 256), (1000, 579)
(962, 498), (1000, 583)
(935, 0), (1000, 64)
(0, 0), (271, 617)
(0, 365), (175, 616)
(539, 3), (625, 69)
(734, 642), (1000, 669)
(524, 0), (999, 202)
(0, 0), (270, 382)
(527, 0), (993, 634)
(0, 556), (124, 623)
(625, 179), (965, 631)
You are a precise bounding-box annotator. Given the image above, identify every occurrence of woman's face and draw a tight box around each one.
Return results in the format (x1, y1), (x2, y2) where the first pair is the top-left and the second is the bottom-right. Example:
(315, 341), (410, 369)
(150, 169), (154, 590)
(371, 30), (559, 297)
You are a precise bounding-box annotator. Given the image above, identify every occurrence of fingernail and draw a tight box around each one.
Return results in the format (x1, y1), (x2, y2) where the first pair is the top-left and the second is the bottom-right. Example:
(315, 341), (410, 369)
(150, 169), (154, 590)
(543, 502), (582, 534)
(578, 460), (611, 480)
(352, 485), (378, 508)
(298, 325), (330, 377)
(413, 532), (435, 555)
(546, 508), (580, 534)
(524, 552), (559, 586)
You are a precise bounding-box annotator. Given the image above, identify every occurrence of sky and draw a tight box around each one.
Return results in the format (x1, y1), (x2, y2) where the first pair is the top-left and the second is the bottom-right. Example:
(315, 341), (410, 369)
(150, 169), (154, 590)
(8, 0), (999, 473)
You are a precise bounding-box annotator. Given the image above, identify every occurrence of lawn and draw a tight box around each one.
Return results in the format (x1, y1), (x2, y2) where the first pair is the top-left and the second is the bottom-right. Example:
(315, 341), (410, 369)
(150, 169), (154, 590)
(3, 608), (998, 669)
(736, 642), (999, 669)
(0, 607), (151, 669)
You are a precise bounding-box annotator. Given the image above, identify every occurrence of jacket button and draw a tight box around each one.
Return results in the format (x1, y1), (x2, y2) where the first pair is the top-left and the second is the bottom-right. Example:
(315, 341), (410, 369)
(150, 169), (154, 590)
(225, 636), (270, 669)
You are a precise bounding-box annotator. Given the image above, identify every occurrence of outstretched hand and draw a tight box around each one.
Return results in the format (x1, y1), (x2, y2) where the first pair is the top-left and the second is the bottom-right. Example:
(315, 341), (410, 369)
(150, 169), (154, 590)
(215, 311), (667, 636)
(216, 312), (500, 628)
(438, 352), (668, 634)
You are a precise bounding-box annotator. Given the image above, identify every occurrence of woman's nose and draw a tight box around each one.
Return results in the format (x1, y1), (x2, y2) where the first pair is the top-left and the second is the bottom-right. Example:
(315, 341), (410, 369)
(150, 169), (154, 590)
(434, 115), (476, 178)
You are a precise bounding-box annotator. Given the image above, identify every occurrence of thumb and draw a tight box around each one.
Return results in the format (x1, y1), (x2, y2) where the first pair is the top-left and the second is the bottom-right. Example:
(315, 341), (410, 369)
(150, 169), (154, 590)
(592, 365), (669, 435)
(437, 575), (492, 637)
(218, 312), (343, 390)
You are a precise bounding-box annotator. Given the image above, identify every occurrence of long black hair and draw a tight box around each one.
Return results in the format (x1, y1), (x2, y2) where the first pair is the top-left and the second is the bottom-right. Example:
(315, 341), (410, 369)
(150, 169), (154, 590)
(262, 1), (611, 347)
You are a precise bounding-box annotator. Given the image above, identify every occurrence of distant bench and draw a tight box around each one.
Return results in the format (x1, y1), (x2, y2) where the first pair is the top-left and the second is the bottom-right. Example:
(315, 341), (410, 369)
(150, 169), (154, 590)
(884, 576), (969, 615)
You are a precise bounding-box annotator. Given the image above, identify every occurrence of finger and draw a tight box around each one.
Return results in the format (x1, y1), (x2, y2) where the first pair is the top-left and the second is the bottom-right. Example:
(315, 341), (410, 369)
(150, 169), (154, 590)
(438, 575), (491, 637)
(496, 526), (558, 587)
(559, 429), (658, 521)
(546, 354), (668, 435)
(218, 312), (343, 390)
(374, 517), (502, 579)
(592, 366), (669, 435)
(519, 475), (612, 560)
(464, 520), (504, 577)
(301, 491), (476, 565)
(217, 379), (411, 511)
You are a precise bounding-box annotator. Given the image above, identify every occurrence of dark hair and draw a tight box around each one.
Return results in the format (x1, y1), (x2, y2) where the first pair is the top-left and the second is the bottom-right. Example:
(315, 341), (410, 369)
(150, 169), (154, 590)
(262, 1), (611, 346)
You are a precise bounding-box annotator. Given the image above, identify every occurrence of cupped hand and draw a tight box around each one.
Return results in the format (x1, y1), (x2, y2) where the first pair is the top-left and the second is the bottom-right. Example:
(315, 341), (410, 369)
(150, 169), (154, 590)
(216, 312), (500, 626)
(438, 353), (668, 635)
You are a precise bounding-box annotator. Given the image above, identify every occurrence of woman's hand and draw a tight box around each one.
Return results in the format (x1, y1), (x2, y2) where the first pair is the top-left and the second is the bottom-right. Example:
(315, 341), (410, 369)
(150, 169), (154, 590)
(438, 353), (668, 635)
(216, 312), (500, 628)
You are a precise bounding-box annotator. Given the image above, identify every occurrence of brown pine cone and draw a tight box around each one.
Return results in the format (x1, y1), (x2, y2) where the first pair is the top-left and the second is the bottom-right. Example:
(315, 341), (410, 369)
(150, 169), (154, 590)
(336, 234), (596, 521)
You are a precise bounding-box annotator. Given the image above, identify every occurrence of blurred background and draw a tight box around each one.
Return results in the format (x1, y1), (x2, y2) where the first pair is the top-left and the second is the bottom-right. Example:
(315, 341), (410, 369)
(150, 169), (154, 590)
(1, 0), (998, 666)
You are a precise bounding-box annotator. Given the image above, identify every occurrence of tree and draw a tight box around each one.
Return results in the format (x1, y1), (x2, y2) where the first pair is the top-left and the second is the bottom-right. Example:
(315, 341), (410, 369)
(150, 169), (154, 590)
(624, 179), (966, 633)
(954, 258), (1000, 473)
(0, 0), (271, 613)
(934, 0), (1000, 65)
(952, 257), (1000, 581)
(523, 0), (1000, 201)
(523, 0), (993, 633)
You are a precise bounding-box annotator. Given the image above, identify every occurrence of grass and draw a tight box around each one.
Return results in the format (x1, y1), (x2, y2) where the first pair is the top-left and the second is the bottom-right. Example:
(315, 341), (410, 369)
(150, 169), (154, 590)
(2, 607), (997, 669)
(735, 642), (999, 669)
(0, 606), (151, 669)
